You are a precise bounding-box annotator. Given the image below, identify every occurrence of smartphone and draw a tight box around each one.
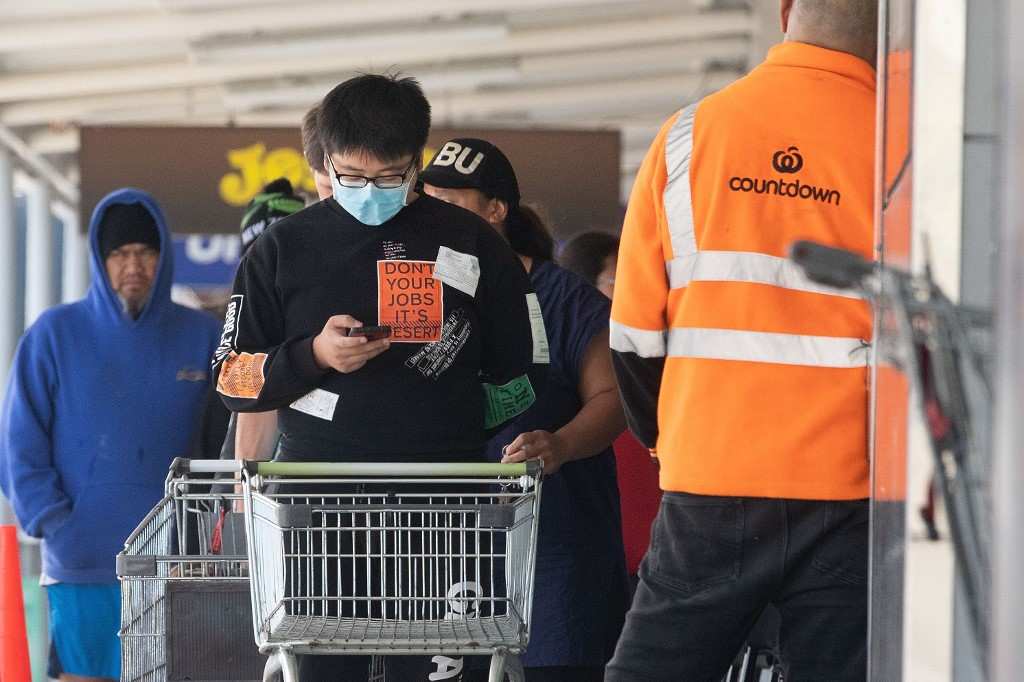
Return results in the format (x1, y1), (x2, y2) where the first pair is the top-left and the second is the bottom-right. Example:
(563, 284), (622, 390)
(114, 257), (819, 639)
(346, 325), (392, 341)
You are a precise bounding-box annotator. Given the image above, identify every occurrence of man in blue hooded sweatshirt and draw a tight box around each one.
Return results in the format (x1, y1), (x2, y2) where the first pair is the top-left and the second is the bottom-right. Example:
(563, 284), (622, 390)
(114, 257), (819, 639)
(0, 188), (221, 681)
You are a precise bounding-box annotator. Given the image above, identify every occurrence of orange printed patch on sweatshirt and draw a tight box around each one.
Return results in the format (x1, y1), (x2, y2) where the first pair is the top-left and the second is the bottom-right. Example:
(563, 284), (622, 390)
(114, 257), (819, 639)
(216, 351), (268, 399)
(377, 260), (443, 343)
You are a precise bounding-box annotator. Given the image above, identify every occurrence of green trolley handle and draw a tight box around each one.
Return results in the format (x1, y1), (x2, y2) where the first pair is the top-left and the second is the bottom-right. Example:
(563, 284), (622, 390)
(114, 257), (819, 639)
(246, 460), (542, 477)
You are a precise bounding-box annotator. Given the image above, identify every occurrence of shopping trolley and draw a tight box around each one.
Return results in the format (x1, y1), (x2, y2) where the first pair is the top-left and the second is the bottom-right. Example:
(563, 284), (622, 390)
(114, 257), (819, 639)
(117, 458), (265, 682)
(240, 460), (544, 682)
(791, 239), (993, 666)
(722, 608), (784, 682)
(723, 645), (783, 682)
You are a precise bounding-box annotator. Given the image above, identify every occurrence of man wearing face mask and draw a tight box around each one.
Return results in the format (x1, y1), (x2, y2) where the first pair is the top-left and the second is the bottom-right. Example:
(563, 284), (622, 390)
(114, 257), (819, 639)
(216, 72), (537, 462)
(213, 74), (539, 681)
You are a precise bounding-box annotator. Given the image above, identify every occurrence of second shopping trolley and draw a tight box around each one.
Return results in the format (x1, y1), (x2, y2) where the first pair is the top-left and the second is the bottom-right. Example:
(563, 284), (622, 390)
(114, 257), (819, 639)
(118, 458), (264, 682)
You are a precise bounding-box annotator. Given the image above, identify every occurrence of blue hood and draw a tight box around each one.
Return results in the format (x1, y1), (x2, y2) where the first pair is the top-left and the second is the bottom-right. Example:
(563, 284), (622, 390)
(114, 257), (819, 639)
(86, 188), (174, 327)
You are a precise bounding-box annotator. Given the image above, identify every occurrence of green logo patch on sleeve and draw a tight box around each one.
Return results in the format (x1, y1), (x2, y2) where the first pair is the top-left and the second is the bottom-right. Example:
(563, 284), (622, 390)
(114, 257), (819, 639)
(482, 375), (536, 429)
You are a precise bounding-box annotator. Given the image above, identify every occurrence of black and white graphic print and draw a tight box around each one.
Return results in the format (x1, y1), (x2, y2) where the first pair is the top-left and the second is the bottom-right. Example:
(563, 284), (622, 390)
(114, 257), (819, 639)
(404, 309), (472, 380)
(381, 240), (408, 260)
(213, 294), (244, 365)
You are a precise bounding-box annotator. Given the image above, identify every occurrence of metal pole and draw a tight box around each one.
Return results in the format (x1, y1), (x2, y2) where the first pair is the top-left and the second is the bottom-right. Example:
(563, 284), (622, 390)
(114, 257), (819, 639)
(0, 125), (77, 206)
(0, 148), (28, 677)
(58, 206), (88, 302)
(0, 149), (18, 387)
(991, 0), (1023, 677)
(867, 0), (891, 678)
(23, 178), (54, 329)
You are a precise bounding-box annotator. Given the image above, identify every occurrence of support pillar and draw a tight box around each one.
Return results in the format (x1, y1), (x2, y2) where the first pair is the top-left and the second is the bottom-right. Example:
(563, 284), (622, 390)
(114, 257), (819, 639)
(992, 0), (1024, 678)
(23, 179), (53, 329)
(60, 208), (88, 303)
(0, 149), (18, 386)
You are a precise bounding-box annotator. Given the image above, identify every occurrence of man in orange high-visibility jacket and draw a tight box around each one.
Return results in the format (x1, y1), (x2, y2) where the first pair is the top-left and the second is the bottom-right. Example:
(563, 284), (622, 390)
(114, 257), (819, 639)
(605, 2), (878, 681)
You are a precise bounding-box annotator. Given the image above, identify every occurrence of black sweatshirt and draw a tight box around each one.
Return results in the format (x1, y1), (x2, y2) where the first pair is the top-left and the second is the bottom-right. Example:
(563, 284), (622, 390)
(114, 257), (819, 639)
(213, 195), (539, 462)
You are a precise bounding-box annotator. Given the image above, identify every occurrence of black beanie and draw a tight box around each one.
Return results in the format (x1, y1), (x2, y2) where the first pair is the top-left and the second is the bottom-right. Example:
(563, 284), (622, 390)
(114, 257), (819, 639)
(240, 178), (305, 252)
(99, 203), (160, 259)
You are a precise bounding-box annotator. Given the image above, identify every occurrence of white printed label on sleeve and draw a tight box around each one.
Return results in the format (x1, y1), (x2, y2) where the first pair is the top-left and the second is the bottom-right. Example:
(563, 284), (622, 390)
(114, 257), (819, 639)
(289, 388), (339, 421)
(525, 293), (550, 364)
(433, 246), (481, 298)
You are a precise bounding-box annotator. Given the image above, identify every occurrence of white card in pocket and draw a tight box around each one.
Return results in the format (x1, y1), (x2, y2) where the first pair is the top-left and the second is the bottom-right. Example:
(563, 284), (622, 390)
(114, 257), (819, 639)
(526, 293), (550, 364)
(434, 246), (481, 297)
(289, 388), (339, 421)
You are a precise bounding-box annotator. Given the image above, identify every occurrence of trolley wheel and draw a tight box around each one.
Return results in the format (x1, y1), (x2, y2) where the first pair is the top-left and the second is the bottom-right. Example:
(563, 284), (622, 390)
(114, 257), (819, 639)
(487, 648), (525, 682)
(262, 649), (299, 682)
(504, 652), (525, 682)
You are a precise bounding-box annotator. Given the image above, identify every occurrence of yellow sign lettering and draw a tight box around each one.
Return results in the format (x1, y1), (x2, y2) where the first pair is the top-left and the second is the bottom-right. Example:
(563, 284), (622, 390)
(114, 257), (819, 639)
(264, 147), (313, 194)
(219, 143), (317, 207)
(422, 146), (437, 169)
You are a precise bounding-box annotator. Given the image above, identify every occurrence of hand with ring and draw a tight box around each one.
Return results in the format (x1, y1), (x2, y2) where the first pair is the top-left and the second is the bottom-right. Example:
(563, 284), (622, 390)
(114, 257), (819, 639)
(501, 430), (569, 475)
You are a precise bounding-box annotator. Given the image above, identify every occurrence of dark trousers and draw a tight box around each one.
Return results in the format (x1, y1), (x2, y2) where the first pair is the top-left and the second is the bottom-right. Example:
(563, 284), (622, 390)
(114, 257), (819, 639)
(606, 492), (868, 682)
(524, 666), (604, 681)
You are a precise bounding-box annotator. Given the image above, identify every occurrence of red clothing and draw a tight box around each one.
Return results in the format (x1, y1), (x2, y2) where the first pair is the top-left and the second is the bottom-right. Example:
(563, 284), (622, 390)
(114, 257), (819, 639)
(613, 432), (662, 575)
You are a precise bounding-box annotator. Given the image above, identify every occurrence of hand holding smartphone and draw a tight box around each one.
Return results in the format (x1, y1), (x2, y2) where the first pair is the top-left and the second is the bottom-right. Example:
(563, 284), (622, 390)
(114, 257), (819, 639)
(312, 316), (391, 374)
(345, 325), (392, 341)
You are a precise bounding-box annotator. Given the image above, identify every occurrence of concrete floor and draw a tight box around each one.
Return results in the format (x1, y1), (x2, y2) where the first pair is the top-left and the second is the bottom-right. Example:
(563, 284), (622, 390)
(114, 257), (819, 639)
(905, 536), (955, 681)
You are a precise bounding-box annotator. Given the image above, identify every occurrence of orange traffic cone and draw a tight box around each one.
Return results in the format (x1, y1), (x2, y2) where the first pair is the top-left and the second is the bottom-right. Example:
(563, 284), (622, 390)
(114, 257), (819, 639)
(0, 524), (30, 682)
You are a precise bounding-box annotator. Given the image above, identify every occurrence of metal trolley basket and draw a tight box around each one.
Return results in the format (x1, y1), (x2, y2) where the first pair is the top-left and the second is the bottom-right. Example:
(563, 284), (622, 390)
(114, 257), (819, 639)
(241, 460), (544, 682)
(117, 459), (265, 682)
(792, 240), (994, 668)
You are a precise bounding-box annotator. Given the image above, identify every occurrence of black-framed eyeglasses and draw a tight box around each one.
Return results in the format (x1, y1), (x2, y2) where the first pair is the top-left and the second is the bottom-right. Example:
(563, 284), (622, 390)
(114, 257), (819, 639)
(325, 154), (416, 190)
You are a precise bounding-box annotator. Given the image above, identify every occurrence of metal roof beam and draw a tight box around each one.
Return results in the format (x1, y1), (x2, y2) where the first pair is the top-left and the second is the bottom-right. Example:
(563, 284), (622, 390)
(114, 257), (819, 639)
(230, 69), (740, 124)
(0, 11), (751, 103)
(518, 37), (749, 82)
(0, 125), (78, 203)
(24, 69), (739, 156)
(0, 0), (699, 52)
(0, 87), (226, 127)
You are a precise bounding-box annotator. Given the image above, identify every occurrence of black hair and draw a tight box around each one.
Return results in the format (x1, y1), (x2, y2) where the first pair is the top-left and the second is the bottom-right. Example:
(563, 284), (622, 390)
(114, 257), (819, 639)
(317, 73), (431, 163)
(506, 204), (554, 262)
(559, 231), (620, 286)
(301, 104), (324, 171)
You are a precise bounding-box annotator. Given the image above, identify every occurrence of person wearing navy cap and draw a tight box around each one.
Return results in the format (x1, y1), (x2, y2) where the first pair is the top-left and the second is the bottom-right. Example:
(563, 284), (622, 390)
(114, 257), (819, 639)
(422, 138), (630, 682)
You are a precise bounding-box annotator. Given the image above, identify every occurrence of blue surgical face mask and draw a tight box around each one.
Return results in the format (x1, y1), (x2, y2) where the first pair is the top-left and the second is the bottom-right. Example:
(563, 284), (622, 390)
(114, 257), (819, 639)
(329, 166), (416, 227)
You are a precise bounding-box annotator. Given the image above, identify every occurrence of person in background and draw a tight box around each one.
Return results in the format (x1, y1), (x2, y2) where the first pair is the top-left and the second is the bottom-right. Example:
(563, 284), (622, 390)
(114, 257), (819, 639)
(220, 178), (306, 464)
(560, 230), (619, 299)
(559, 230), (662, 591)
(0, 189), (221, 682)
(302, 104), (334, 201)
(214, 75), (540, 682)
(225, 109), (331, 464)
(422, 138), (629, 682)
(605, 1), (877, 680)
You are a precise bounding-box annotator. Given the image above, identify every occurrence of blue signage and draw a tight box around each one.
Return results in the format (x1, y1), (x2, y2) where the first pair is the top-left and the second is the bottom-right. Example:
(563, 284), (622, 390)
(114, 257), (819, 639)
(171, 234), (241, 287)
